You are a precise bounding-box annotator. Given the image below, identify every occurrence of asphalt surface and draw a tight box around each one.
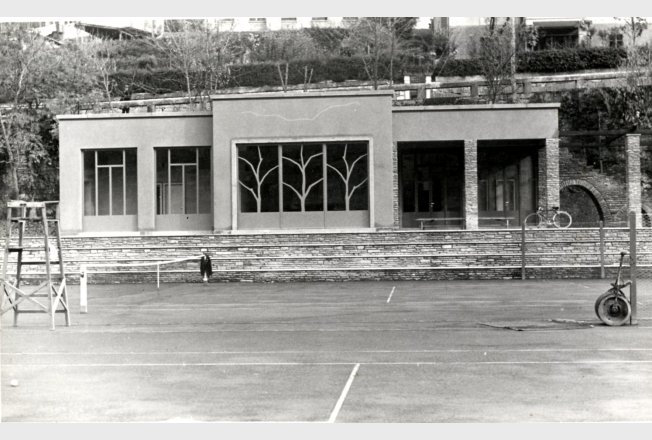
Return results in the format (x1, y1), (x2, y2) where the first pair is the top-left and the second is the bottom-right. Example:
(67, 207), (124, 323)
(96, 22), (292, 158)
(1, 279), (651, 422)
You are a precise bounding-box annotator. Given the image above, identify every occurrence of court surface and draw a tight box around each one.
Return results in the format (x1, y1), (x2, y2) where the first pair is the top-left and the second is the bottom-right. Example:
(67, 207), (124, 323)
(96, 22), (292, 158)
(2, 279), (652, 422)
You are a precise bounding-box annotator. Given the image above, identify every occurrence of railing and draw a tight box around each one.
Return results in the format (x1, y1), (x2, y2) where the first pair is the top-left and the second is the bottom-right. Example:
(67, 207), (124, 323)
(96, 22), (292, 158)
(35, 68), (646, 115)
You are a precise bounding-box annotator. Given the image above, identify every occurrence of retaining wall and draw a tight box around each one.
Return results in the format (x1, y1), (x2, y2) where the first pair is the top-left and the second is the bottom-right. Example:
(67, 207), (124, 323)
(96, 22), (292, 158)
(1, 228), (648, 284)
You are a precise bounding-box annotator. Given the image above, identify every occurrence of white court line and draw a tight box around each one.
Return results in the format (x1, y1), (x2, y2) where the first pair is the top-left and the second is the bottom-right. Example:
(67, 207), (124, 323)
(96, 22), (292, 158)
(5, 326), (652, 334)
(328, 363), (360, 423)
(5, 360), (652, 368)
(5, 348), (652, 356)
(387, 286), (396, 303)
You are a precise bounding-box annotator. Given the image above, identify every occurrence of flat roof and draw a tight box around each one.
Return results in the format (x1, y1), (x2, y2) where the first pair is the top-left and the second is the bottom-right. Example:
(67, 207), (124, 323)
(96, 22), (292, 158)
(392, 103), (561, 112)
(56, 111), (213, 121)
(211, 89), (395, 101)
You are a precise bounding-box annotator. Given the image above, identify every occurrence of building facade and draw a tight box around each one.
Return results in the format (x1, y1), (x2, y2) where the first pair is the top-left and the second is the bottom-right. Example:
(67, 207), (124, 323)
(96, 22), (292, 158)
(57, 90), (562, 235)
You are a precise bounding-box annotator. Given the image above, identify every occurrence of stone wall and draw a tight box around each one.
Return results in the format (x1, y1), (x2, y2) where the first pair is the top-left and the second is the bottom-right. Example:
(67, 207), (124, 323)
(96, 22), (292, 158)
(2, 228), (648, 284)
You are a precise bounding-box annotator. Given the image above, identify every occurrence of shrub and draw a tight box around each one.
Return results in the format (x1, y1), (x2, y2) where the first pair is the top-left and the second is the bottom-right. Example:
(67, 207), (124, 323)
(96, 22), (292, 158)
(432, 59), (484, 77)
(517, 47), (626, 73)
(433, 47), (628, 77)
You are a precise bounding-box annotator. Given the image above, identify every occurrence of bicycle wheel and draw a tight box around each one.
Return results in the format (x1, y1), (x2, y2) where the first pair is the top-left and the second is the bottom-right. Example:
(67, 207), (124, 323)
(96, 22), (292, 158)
(553, 211), (572, 228)
(596, 293), (631, 326)
(523, 213), (542, 228)
(594, 289), (617, 316)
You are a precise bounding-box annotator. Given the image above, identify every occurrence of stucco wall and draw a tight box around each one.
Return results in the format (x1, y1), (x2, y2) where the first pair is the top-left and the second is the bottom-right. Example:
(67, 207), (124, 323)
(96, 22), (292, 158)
(392, 104), (559, 142)
(57, 113), (213, 234)
(211, 91), (395, 230)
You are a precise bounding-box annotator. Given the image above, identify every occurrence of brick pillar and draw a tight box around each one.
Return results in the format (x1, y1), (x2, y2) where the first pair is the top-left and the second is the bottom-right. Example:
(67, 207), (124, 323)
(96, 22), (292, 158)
(626, 134), (642, 228)
(464, 139), (478, 230)
(538, 138), (560, 211)
(392, 141), (400, 227)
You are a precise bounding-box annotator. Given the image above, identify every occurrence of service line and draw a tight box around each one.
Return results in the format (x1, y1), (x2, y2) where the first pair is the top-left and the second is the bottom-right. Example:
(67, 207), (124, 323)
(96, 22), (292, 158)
(328, 363), (360, 423)
(387, 286), (396, 304)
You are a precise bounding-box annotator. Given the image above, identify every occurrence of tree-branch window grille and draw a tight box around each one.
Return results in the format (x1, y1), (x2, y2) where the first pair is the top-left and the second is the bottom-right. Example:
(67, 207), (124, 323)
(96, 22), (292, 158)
(237, 142), (369, 213)
(282, 143), (324, 212)
(238, 145), (279, 213)
(326, 142), (369, 211)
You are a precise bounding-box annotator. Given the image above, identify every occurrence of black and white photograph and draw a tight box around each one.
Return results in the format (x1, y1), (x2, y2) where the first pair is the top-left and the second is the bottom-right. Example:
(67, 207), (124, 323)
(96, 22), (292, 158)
(1, 1), (652, 431)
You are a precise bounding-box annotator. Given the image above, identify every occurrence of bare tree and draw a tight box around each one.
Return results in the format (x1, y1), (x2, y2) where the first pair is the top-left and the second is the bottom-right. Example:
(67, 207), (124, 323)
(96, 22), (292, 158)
(385, 18), (417, 85)
(471, 18), (516, 103)
(342, 18), (393, 90)
(0, 26), (97, 198)
(150, 19), (237, 104)
(617, 17), (648, 47)
(80, 39), (119, 108)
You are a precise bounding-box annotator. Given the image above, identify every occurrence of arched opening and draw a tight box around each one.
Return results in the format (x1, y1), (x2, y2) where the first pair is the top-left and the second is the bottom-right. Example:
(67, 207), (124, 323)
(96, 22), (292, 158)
(560, 185), (604, 227)
(643, 207), (652, 227)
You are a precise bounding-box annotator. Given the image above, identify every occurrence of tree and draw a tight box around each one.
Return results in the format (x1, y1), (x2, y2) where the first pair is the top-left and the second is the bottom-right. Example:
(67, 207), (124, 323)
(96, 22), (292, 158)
(0, 26), (99, 200)
(244, 30), (318, 92)
(80, 39), (120, 107)
(617, 17), (648, 47)
(149, 19), (237, 104)
(385, 18), (418, 85)
(0, 27), (92, 199)
(470, 18), (516, 103)
(342, 18), (393, 90)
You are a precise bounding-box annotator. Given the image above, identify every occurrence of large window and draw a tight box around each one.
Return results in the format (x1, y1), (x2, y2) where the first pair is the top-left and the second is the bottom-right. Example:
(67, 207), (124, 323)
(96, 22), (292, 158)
(238, 142), (368, 214)
(83, 149), (137, 216)
(156, 147), (211, 215)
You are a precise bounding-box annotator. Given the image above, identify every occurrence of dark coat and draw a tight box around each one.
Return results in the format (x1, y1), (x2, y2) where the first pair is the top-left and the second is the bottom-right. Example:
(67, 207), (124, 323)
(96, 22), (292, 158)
(200, 255), (213, 278)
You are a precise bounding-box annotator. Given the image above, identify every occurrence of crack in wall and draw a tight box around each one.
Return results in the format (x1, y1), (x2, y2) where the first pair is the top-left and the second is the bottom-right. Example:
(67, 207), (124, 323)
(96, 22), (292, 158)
(240, 102), (361, 122)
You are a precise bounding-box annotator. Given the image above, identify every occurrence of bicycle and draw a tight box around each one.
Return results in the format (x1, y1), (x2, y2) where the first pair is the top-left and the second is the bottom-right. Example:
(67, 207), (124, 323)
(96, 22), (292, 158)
(523, 206), (572, 228)
(594, 251), (632, 326)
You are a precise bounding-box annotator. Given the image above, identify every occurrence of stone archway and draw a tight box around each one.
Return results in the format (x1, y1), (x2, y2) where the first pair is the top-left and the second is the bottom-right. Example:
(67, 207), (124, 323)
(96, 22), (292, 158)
(560, 179), (613, 225)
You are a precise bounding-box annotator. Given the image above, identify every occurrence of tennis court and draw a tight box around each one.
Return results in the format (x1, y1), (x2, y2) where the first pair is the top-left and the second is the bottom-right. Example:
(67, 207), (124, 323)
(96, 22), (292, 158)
(2, 279), (652, 422)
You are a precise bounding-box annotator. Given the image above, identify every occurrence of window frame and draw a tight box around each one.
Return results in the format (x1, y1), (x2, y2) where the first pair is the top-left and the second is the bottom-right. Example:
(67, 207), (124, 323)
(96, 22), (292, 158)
(83, 148), (137, 217)
(156, 147), (211, 216)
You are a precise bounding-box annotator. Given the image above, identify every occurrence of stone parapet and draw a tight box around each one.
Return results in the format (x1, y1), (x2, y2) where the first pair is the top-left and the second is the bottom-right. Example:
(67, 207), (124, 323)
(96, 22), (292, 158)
(2, 228), (648, 283)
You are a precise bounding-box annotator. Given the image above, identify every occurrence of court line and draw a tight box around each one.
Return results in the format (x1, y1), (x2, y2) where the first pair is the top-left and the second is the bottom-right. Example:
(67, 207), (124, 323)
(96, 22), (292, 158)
(328, 363), (360, 423)
(387, 286), (396, 304)
(5, 348), (652, 356)
(5, 360), (652, 368)
(5, 326), (652, 334)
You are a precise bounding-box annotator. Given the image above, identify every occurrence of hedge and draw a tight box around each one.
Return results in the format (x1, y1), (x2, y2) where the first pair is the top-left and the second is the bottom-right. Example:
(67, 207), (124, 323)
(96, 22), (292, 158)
(517, 47), (627, 73)
(108, 47), (629, 94)
(110, 55), (411, 94)
(433, 47), (627, 77)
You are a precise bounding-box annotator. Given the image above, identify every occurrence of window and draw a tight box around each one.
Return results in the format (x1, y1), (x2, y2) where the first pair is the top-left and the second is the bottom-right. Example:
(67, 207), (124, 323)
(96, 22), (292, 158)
(248, 17), (267, 31)
(238, 142), (368, 213)
(311, 17), (329, 28)
(281, 17), (297, 30)
(83, 149), (137, 216)
(156, 147), (211, 215)
(218, 18), (235, 31)
(609, 33), (624, 48)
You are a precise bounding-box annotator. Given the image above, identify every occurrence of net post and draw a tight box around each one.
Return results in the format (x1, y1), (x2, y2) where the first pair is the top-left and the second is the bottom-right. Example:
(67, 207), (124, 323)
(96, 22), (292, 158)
(157, 264), (160, 289)
(599, 220), (605, 279)
(79, 264), (88, 314)
(521, 222), (526, 280)
(629, 211), (638, 325)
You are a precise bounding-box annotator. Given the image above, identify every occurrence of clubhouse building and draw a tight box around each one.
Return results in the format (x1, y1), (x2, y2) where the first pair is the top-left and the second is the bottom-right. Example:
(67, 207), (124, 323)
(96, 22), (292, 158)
(57, 90), (564, 235)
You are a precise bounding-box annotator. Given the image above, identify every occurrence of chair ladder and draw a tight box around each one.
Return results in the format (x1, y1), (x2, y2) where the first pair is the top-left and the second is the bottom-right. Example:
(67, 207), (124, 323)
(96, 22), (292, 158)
(1, 201), (70, 330)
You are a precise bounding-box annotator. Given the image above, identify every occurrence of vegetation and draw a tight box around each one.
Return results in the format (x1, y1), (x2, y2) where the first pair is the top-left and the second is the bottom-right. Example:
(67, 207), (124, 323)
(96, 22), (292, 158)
(1, 18), (651, 205)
